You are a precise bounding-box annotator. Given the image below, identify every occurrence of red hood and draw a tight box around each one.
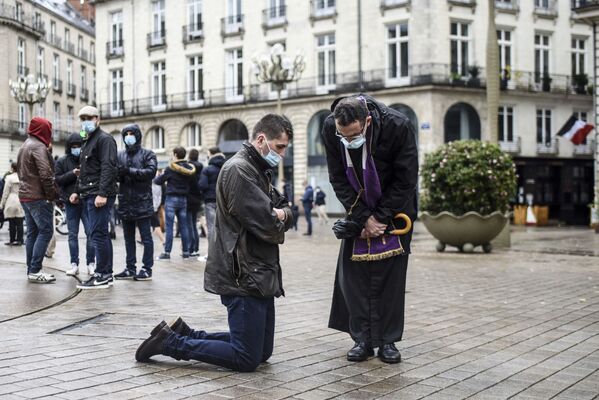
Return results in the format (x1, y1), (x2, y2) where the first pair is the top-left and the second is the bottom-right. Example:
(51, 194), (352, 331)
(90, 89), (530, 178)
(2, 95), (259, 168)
(27, 117), (52, 147)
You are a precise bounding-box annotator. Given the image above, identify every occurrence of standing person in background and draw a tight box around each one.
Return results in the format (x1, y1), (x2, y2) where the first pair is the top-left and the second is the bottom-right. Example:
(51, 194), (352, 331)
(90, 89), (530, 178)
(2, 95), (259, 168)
(314, 186), (329, 225)
(114, 124), (157, 281)
(70, 105), (118, 290)
(152, 170), (165, 245)
(1, 162), (25, 246)
(186, 149), (204, 257)
(197, 146), (225, 262)
(153, 147), (196, 260)
(17, 117), (57, 283)
(55, 133), (95, 276)
(301, 180), (314, 236)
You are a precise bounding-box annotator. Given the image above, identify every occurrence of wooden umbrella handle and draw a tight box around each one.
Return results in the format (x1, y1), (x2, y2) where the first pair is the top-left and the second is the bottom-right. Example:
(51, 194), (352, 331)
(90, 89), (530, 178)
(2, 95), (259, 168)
(388, 213), (412, 235)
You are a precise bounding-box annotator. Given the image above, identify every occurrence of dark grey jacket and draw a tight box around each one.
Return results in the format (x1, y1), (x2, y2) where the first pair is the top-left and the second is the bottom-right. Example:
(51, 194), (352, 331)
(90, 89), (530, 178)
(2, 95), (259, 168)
(77, 127), (118, 198)
(203, 143), (293, 298)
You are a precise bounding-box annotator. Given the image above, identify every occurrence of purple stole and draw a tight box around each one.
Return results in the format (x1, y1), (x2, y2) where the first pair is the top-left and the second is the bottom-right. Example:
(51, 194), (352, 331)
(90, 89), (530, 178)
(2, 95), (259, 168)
(341, 125), (405, 261)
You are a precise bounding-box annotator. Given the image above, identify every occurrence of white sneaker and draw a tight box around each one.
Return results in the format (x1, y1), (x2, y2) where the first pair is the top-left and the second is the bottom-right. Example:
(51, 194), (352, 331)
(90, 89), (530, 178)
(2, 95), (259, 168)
(66, 263), (79, 276)
(87, 262), (95, 275)
(28, 271), (56, 283)
(197, 255), (208, 262)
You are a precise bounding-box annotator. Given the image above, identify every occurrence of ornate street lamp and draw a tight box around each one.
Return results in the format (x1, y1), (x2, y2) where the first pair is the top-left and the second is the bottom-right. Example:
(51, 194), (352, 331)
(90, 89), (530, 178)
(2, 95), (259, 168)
(9, 74), (50, 123)
(252, 43), (306, 188)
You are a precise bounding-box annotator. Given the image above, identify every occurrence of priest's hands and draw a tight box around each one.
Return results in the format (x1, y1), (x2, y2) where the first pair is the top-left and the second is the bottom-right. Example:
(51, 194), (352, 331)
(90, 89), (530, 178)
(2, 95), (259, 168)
(361, 216), (386, 239)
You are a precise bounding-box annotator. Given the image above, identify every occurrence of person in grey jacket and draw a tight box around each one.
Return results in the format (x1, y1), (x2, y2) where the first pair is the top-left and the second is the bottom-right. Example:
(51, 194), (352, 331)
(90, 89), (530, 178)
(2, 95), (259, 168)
(136, 114), (294, 372)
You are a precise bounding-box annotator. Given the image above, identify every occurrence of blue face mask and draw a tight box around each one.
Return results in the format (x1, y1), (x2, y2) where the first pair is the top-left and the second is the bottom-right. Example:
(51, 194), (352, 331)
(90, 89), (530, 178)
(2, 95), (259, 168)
(261, 137), (281, 167)
(124, 135), (137, 146)
(81, 120), (96, 135)
(71, 147), (81, 157)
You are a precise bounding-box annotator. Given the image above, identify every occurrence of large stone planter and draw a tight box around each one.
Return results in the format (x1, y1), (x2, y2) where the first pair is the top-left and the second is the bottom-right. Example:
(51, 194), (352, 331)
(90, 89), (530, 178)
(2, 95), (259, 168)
(420, 211), (509, 253)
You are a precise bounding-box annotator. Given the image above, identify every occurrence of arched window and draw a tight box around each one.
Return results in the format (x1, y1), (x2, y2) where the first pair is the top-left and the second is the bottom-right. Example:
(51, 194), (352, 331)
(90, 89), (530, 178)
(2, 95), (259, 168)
(390, 103), (419, 144)
(444, 102), (481, 143)
(186, 123), (201, 147)
(307, 110), (329, 166)
(149, 126), (165, 150)
(218, 119), (249, 155)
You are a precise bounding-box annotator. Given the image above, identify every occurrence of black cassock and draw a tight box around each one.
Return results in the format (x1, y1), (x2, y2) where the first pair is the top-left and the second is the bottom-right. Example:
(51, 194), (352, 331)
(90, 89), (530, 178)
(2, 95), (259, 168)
(321, 95), (419, 347)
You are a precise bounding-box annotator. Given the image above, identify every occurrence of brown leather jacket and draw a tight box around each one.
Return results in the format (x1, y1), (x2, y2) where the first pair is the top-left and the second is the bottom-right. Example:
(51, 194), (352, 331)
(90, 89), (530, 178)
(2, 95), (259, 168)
(16, 137), (57, 201)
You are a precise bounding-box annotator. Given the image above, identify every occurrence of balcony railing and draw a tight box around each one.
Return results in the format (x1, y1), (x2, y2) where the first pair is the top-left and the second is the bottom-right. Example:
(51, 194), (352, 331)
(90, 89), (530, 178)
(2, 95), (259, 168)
(537, 138), (559, 155)
(262, 6), (287, 29)
(0, 4), (45, 37)
(53, 78), (63, 93)
(496, 0), (519, 13)
(573, 139), (596, 156)
(67, 83), (76, 97)
(380, 0), (411, 11)
(147, 30), (166, 49)
(448, 0), (477, 7)
(17, 65), (29, 76)
(183, 24), (203, 43)
(37, 73), (48, 82)
(49, 34), (61, 48)
(64, 41), (75, 55)
(572, 0), (599, 9)
(310, 1), (337, 20)
(0, 119), (27, 136)
(78, 48), (89, 61)
(499, 137), (521, 154)
(80, 87), (89, 101)
(534, 0), (558, 17)
(106, 40), (124, 58)
(221, 15), (244, 37)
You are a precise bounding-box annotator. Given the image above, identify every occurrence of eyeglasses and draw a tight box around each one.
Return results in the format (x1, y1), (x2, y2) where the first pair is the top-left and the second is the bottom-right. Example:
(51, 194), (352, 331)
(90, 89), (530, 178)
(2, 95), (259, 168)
(335, 121), (368, 142)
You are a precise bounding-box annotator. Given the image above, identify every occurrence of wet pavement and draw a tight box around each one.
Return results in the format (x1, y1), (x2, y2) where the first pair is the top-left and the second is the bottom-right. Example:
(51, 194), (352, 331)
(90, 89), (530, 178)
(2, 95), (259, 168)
(0, 221), (597, 399)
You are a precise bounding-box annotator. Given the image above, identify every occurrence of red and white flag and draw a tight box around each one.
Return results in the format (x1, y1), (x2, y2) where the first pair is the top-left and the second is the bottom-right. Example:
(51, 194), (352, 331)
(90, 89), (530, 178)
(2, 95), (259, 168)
(557, 115), (594, 145)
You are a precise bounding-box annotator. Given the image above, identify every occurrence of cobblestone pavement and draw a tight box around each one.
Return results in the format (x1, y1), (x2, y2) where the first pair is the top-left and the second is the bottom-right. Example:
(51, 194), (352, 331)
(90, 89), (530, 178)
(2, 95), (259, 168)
(0, 222), (597, 400)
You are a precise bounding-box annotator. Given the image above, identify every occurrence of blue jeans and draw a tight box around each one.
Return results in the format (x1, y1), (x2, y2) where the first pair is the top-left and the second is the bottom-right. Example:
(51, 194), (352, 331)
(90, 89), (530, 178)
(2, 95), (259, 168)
(163, 296), (275, 372)
(122, 217), (154, 271)
(303, 204), (313, 235)
(164, 195), (190, 254)
(21, 200), (53, 274)
(186, 205), (200, 254)
(65, 202), (95, 266)
(84, 196), (116, 275)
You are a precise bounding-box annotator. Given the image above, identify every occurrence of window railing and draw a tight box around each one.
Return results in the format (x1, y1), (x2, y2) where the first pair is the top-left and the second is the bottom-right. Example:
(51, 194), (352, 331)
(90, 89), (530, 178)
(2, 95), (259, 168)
(380, 0), (410, 10)
(37, 73), (48, 82)
(183, 24), (203, 43)
(447, 0), (477, 6)
(106, 40), (124, 58)
(53, 78), (63, 93)
(572, 0), (599, 9)
(221, 15), (244, 37)
(64, 41), (75, 55)
(0, 4), (45, 36)
(534, 0), (558, 17)
(496, 0), (519, 12)
(537, 138), (559, 155)
(310, 1), (337, 19)
(80, 87), (89, 101)
(262, 6), (287, 28)
(147, 30), (166, 49)
(17, 66), (29, 76)
(49, 34), (62, 48)
(573, 139), (595, 156)
(499, 137), (521, 154)
(78, 48), (89, 61)
(67, 83), (77, 97)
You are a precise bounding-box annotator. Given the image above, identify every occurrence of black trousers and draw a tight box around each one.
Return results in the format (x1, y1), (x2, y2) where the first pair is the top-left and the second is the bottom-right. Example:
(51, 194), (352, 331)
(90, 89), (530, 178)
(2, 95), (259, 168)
(8, 218), (24, 243)
(329, 238), (409, 348)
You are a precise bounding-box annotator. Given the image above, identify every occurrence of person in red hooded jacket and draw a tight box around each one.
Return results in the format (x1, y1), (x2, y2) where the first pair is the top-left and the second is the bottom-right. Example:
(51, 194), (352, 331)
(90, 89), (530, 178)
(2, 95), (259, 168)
(17, 117), (58, 283)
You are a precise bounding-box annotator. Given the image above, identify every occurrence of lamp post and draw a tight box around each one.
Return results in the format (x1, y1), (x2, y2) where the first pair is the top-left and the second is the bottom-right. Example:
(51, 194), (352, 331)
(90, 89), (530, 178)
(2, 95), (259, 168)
(252, 43), (306, 190)
(9, 73), (50, 124)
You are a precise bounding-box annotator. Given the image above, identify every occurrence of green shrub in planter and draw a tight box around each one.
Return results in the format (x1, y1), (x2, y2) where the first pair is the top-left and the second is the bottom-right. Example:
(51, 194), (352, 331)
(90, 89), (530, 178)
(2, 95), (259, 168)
(420, 140), (517, 216)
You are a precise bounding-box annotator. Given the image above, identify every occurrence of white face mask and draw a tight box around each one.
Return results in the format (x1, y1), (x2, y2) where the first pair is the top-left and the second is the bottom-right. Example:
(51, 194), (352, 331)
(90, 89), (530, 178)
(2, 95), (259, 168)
(261, 136), (281, 167)
(338, 121), (368, 150)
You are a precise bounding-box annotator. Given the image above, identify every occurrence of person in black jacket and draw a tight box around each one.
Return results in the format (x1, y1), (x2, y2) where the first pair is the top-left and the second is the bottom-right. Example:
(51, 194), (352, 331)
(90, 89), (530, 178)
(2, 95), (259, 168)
(113, 124), (157, 281)
(185, 149), (203, 257)
(153, 146), (196, 260)
(322, 95), (418, 364)
(197, 146), (225, 254)
(55, 133), (95, 276)
(300, 180), (314, 236)
(136, 114), (294, 372)
(69, 105), (118, 290)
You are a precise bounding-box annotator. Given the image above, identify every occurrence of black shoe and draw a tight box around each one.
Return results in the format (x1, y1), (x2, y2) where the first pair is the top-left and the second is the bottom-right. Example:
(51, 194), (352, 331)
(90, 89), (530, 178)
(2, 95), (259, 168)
(347, 342), (374, 362)
(134, 269), (152, 281)
(156, 253), (170, 260)
(110, 231), (116, 240)
(181, 253), (190, 259)
(114, 269), (136, 280)
(151, 316), (191, 336)
(302, 232), (312, 236)
(77, 273), (114, 290)
(378, 343), (401, 364)
(12, 241), (23, 246)
(136, 323), (172, 362)
(4, 242), (12, 246)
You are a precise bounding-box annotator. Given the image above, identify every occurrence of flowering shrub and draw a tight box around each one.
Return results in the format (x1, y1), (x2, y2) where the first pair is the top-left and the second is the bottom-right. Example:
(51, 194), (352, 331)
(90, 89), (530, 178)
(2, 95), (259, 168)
(420, 140), (517, 216)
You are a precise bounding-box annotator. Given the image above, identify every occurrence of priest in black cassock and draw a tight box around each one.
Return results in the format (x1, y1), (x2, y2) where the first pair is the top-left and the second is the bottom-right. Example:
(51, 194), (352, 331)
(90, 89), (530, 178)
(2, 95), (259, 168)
(321, 95), (418, 364)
